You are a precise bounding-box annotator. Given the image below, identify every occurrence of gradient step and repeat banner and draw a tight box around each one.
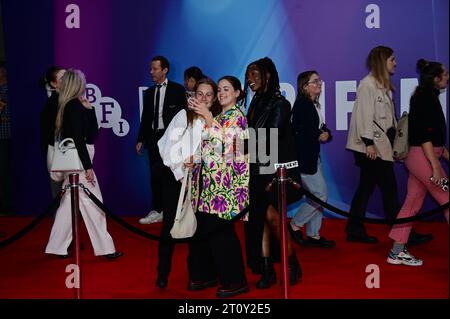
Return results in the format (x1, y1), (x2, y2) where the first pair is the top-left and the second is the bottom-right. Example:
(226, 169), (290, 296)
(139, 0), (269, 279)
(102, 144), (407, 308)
(1, 0), (448, 217)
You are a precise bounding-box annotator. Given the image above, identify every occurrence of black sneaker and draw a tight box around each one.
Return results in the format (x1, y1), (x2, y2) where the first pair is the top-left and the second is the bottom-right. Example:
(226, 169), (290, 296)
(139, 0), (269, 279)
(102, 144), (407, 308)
(303, 236), (336, 248)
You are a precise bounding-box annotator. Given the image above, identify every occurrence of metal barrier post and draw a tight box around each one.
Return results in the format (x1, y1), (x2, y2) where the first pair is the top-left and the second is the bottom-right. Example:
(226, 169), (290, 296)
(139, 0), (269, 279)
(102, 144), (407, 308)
(69, 173), (82, 299)
(276, 166), (289, 299)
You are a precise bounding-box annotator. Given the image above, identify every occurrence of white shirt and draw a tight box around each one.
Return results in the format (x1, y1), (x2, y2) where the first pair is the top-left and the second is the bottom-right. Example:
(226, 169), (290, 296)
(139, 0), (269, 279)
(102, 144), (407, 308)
(157, 109), (204, 181)
(315, 102), (324, 129)
(153, 78), (168, 129)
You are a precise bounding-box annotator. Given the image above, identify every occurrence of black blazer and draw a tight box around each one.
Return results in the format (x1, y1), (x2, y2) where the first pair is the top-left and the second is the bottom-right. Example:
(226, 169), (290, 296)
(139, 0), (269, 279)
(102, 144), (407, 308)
(292, 95), (332, 175)
(137, 80), (186, 148)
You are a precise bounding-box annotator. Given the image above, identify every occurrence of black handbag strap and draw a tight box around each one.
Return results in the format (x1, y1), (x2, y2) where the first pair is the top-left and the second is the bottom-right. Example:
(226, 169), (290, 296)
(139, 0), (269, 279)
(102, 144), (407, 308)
(373, 120), (385, 133)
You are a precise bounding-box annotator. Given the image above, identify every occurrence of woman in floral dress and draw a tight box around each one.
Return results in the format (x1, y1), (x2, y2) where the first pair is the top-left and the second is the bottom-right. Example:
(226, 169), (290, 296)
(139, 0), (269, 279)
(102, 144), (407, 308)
(186, 75), (249, 298)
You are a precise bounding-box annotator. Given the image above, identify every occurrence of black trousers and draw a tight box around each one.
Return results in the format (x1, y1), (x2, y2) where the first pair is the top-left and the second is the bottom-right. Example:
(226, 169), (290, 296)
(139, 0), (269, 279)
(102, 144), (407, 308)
(148, 133), (165, 213)
(346, 153), (400, 235)
(156, 164), (181, 280)
(188, 212), (247, 286)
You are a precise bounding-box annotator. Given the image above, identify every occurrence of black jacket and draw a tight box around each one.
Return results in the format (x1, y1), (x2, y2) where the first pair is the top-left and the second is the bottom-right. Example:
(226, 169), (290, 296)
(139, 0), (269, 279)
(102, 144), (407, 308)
(247, 92), (297, 174)
(137, 80), (186, 148)
(61, 98), (99, 170)
(40, 91), (59, 153)
(292, 95), (332, 175)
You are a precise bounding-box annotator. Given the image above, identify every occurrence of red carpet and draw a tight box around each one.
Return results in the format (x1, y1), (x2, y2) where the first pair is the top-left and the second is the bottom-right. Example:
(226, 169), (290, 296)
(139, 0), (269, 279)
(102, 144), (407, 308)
(0, 216), (448, 299)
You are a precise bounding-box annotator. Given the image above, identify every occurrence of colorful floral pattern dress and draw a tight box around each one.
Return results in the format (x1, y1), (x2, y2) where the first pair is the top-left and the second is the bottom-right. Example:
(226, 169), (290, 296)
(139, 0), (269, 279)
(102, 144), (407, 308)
(191, 104), (249, 220)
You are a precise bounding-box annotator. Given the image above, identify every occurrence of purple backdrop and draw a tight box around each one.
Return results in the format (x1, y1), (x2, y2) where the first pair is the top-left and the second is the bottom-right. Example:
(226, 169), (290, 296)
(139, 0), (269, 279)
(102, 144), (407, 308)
(1, 0), (448, 217)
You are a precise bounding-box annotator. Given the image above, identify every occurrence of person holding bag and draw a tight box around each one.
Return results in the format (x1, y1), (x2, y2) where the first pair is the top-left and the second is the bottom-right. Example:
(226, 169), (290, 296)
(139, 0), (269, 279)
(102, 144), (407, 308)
(345, 46), (432, 245)
(185, 76), (249, 298)
(45, 69), (122, 260)
(155, 77), (220, 288)
(387, 59), (449, 266)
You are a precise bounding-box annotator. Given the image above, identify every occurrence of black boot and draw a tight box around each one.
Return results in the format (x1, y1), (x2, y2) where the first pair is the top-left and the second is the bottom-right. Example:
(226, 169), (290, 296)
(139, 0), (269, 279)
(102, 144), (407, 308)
(256, 257), (276, 289)
(288, 253), (302, 285)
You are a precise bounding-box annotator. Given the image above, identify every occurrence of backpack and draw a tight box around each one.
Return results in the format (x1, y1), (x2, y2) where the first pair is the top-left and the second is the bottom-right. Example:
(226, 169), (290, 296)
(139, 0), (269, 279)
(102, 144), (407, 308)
(393, 111), (409, 160)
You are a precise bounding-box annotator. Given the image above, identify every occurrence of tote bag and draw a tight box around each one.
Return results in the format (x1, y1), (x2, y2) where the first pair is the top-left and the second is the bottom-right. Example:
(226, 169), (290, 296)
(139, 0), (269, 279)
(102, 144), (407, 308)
(170, 168), (197, 239)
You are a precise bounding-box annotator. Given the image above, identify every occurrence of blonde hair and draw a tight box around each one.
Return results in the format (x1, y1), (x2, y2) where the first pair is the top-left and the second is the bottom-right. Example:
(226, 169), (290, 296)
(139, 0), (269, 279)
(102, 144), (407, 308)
(367, 46), (394, 91)
(55, 69), (86, 137)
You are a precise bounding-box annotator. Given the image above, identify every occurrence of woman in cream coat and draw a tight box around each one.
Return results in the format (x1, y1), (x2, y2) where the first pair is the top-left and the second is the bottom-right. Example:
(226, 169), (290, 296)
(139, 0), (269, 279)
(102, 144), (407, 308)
(345, 46), (399, 243)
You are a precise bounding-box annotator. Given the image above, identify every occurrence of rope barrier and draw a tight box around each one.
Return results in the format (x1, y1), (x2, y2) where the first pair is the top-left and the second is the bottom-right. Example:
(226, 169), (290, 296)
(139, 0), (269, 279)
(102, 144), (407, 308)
(80, 184), (250, 243)
(287, 178), (449, 225)
(0, 189), (65, 248)
(1, 174), (447, 248)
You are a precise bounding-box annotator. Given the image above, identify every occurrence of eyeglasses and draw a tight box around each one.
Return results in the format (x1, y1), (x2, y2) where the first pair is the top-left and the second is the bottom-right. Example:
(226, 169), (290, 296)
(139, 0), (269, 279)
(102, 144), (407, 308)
(307, 79), (323, 86)
(196, 91), (214, 99)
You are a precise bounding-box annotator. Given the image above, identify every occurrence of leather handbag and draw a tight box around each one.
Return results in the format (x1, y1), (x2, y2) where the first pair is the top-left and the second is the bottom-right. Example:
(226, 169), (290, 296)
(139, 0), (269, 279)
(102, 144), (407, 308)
(47, 144), (63, 182)
(50, 138), (84, 173)
(170, 168), (197, 239)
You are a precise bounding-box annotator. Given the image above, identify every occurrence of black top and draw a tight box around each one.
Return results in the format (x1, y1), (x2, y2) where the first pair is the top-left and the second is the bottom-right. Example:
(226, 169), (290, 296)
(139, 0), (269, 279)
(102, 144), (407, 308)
(292, 95), (332, 174)
(137, 80), (186, 148)
(40, 91), (59, 153)
(61, 98), (99, 170)
(409, 88), (446, 147)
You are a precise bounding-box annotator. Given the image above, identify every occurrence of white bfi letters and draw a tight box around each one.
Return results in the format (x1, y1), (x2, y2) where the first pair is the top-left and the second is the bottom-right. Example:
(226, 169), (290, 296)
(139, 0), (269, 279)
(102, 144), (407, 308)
(335, 81), (357, 131)
(86, 84), (130, 137)
(65, 4), (80, 29)
(365, 4), (380, 29)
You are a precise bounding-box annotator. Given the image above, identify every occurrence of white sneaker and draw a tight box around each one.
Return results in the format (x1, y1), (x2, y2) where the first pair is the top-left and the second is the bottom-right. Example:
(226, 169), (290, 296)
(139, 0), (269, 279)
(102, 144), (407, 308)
(139, 210), (163, 224)
(387, 249), (423, 266)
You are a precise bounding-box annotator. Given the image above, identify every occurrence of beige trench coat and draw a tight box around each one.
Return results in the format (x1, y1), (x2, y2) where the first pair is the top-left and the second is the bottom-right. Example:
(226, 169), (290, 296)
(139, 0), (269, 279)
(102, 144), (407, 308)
(346, 74), (397, 162)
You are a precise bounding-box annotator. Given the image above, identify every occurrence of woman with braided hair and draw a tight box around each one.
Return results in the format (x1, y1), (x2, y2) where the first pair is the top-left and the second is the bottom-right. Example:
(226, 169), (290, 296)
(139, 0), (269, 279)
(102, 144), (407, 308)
(244, 57), (302, 289)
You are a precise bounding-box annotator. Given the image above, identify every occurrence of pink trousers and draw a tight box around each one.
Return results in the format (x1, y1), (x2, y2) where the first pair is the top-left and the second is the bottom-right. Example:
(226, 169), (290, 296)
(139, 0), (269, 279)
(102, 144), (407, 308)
(389, 146), (449, 244)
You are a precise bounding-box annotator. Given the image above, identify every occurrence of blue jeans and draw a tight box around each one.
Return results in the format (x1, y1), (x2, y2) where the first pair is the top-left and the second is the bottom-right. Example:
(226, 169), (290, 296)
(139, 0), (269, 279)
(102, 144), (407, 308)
(291, 160), (327, 237)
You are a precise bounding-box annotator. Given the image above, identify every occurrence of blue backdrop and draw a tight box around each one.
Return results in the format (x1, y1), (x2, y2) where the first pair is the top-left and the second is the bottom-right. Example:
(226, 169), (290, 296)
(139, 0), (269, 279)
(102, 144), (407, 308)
(1, 0), (448, 217)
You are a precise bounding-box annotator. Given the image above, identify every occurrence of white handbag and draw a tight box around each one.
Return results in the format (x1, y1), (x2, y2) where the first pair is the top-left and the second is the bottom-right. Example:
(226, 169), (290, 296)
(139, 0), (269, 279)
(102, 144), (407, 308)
(50, 138), (84, 173)
(47, 144), (63, 182)
(170, 168), (197, 239)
